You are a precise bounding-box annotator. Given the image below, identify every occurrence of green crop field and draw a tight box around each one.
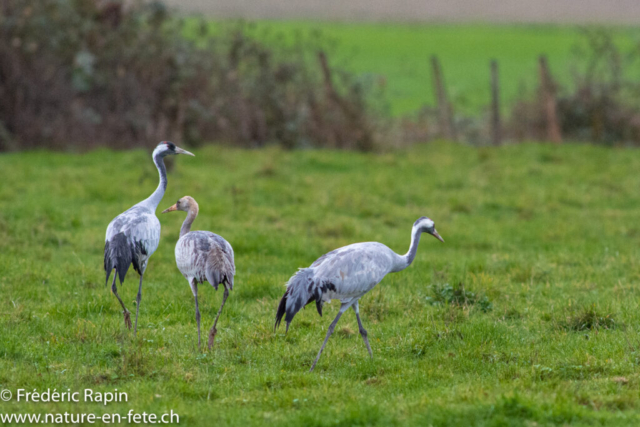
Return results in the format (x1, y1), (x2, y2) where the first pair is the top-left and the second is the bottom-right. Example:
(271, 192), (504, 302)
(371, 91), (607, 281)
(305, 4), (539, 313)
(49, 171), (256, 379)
(199, 21), (639, 116)
(1, 143), (640, 425)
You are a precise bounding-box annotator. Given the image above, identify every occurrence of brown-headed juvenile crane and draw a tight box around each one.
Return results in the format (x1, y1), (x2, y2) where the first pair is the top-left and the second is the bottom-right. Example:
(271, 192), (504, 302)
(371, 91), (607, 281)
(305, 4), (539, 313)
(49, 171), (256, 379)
(104, 141), (194, 334)
(275, 217), (444, 371)
(162, 196), (235, 349)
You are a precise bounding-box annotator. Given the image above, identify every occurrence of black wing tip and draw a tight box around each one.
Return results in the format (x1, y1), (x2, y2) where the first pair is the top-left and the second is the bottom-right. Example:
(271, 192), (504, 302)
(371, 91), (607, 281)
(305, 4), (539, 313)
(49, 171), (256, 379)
(104, 232), (134, 285)
(116, 266), (126, 285)
(275, 291), (288, 332)
(275, 271), (327, 332)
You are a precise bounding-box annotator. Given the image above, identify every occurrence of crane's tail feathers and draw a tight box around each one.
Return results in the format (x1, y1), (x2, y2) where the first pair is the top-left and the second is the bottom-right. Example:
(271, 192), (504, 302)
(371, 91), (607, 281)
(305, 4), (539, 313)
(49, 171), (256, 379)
(275, 292), (288, 332)
(225, 274), (234, 291)
(274, 268), (331, 332)
(205, 251), (235, 291)
(104, 233), (134, 285)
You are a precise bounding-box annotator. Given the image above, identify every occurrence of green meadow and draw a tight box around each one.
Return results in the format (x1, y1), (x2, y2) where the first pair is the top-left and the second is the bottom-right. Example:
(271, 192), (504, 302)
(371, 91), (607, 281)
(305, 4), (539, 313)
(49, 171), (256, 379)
(203, 22), (639, 115)
(1, 143), (640, 425)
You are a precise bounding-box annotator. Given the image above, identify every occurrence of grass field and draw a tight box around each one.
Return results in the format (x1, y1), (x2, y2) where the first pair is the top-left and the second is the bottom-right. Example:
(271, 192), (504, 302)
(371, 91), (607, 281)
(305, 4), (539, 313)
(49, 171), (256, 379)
(1, 143), (640, 425)
(202, 22), (640, 116)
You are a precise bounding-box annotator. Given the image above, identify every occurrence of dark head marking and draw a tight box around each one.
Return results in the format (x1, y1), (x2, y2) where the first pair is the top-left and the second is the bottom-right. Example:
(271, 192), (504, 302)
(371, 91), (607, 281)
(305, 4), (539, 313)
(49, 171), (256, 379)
(159, 141), (176, 151)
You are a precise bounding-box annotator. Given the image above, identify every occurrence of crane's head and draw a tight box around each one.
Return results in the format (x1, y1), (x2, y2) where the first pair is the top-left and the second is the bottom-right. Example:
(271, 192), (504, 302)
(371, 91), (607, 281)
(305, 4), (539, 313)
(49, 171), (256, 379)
(153, 141), (195, 157)
(414, 217), (444, 242)
(161, 196), (198, 214)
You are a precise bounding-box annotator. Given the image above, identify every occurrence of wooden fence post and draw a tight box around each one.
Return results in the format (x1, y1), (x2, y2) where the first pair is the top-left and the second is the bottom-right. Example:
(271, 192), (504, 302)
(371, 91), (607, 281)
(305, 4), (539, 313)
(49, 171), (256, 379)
(538, 55), (562, 144)
(431, 55), (456, 141)
(318, 50), (373, 151)
(490, 59), (502, 146)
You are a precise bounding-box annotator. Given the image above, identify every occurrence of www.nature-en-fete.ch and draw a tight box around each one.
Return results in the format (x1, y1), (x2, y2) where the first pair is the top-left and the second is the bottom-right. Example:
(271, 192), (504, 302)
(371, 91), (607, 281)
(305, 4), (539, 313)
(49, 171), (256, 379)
(0, 388), (179, 424)
(0, 411), (179, 424)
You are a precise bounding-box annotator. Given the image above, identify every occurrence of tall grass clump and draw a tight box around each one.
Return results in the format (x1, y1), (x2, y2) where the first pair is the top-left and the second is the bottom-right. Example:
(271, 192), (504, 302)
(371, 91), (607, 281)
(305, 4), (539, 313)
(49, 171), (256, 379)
(0, 0), (386, 151)
(425, 282), (493, 313)
(558, 304), (618, 332)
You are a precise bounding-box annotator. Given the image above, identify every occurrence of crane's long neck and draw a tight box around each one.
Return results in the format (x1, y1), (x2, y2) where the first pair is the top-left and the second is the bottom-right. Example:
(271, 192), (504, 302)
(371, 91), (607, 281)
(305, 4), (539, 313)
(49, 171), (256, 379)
(180, 205), (198, 238)
(146, 152), (168, 210)
(393, 226), (421, 272)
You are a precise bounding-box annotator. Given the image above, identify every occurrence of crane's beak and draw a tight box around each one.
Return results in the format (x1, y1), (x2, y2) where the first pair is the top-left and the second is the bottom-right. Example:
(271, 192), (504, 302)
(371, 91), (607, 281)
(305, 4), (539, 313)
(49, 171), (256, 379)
(431, 229), (445, 243)
(175, 146), (195, 156)
(161, 204), (177, 214)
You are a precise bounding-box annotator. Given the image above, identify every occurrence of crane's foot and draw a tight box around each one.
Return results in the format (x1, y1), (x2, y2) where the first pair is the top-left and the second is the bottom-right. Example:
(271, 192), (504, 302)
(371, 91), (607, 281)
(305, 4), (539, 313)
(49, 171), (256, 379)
(208, 327), (217, 350)
(123, 310), (132, 330)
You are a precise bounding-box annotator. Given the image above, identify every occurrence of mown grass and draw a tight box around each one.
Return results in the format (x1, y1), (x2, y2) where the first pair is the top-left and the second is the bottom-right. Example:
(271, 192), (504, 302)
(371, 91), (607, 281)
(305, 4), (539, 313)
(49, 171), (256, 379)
(1, 142), (640, 425)
(197, 21), (639, 115)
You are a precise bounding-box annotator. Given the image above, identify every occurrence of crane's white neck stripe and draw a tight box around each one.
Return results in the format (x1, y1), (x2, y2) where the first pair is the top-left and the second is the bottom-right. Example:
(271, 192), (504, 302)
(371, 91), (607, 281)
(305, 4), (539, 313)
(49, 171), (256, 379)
(142, 151), (168, 210)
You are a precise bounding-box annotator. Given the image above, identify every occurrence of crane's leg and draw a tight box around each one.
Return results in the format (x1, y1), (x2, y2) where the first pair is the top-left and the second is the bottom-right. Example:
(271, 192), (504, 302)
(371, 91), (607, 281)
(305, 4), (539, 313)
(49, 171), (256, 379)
(134, 272), (143, 335)
(208, 287), (229, 350)
(192, 280), (201, 350)
(352, 301), (373, 358)
(111, 274), (131, 330)
(310, 302), (350, 372)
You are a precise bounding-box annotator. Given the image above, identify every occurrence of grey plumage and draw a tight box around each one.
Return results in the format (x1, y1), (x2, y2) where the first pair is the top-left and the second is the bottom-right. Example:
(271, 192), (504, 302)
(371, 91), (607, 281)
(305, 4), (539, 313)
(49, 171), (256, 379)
(104, 233), (135, 286)
(162, 196), (235, 349)
(275, 268), (334, 332)
(175, 231), (235, 291)
(275, 217), (444, 371)
(104, 206), (157, 286)
(103, 141), (194, 333)
(275, 242), (397, 332)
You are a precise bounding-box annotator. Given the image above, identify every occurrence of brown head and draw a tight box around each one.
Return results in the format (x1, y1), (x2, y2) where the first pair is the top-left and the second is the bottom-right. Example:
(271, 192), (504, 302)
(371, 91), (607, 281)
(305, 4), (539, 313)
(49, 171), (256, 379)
(162, 196), (199, 215)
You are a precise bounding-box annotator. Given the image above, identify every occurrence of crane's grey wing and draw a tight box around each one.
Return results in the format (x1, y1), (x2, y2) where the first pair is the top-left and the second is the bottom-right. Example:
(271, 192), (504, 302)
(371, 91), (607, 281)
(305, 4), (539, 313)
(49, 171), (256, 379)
(312, 243), (395, 298)
(275, 243), (395, 332)
(104, 206), (160, 285)
(104, 232), (133, 285)
(204, 233), (235, 290)
(275, 267), (329, 332)
(176, 231), (235, 290)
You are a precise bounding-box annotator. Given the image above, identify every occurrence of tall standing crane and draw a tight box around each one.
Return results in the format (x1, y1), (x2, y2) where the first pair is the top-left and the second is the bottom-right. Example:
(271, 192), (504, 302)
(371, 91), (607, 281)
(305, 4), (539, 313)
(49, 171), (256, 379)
(104, 141), (194, 334)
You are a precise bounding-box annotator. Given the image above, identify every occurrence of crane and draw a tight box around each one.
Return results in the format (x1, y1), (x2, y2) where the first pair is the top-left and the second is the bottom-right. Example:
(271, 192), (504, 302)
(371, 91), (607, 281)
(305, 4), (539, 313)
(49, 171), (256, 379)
(162, 196), (235, 349)
(104, 141), (194, 334)
(275, 216), (444, 371)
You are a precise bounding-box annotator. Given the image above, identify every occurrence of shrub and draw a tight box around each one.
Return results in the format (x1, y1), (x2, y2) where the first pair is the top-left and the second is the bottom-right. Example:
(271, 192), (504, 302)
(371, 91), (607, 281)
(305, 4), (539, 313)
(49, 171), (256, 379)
(401, 28), (640, 146)
(508, 29), (640, 146)
(0, 0), (386, 151)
